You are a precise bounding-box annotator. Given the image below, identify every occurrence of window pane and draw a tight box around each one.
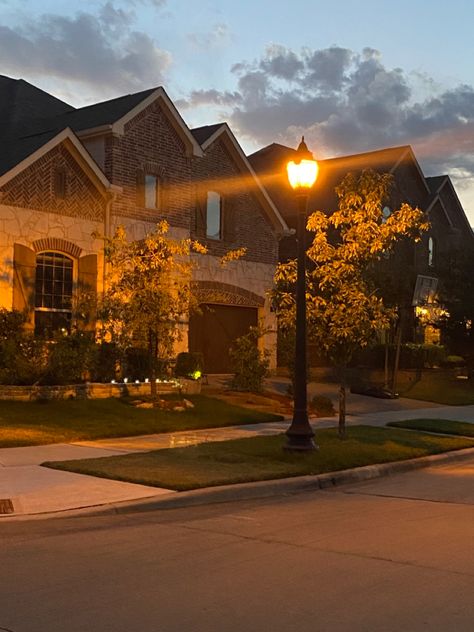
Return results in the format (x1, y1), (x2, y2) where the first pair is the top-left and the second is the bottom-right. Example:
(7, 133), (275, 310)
(35, 252), (73, 337)
(145, 175), (157, 209)
(206, 191), (221, 239)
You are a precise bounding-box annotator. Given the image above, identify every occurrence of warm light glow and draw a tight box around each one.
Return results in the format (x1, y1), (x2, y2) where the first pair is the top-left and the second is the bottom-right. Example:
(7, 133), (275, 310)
(287, 158), (318, 190)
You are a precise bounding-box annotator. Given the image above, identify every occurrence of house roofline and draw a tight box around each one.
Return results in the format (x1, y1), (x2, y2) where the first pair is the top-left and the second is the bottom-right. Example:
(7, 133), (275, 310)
(110, 87), (203, 157)
(0, 127), (117, 197)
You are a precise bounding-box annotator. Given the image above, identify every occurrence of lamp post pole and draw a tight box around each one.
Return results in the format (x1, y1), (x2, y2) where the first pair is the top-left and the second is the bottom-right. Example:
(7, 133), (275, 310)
(285, 138), (318, 451)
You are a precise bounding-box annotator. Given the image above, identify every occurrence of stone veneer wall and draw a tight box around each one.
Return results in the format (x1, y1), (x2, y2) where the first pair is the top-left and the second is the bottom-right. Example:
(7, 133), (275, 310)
(0, 204), (105, 309)
(0, 379), (200, 401)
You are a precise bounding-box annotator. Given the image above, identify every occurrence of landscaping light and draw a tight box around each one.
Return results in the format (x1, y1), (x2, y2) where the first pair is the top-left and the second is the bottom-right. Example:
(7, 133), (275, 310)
(145, 378), (149, 383)
(123, 377), (128, 383)
(191, 370), (202, 380)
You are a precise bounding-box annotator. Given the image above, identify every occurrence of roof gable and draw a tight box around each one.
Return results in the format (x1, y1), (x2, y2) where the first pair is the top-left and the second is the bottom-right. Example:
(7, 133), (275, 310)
(0, 127), (115, 197)
(199, 124), (289, 236)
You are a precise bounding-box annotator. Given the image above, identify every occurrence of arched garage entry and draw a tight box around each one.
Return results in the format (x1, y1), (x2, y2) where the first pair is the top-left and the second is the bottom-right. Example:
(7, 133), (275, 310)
(189, 281), (265, 373)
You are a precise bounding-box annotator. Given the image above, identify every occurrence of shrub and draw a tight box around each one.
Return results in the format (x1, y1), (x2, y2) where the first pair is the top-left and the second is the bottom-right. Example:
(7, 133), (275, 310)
(44, 333), (97, 385)
(175, 352), (204, 379)
(310, 395), (335, 417)
(91, 342), (122, 382)
(230, 327), (270, 392)
(0, 336), (47, 385)
(0, 308), (26, 342)
(441, 355), (466, 368)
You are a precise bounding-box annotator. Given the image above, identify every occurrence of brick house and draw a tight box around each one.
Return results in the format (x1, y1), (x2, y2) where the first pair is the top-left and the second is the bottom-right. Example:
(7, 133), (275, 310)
(249, 143), (474, 344)
(0, 76), (288, 372)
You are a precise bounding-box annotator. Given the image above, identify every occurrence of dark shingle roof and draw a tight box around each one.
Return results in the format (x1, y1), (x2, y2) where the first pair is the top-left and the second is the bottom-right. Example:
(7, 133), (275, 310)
(0, 75), (73, 133)
(190, 123), (225, 146)
(22, 87), (158, 137)
(0, 77), (159, 177)
(0, 129), (61, 178)
(248, 143), (414, 225)
(425, 175), (448, 194)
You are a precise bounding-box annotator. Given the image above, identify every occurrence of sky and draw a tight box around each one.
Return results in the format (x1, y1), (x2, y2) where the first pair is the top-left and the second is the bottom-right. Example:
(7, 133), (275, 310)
(2, 0), (474, 224)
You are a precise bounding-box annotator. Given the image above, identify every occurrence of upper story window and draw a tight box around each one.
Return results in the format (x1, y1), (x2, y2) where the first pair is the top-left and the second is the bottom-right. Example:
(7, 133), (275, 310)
(34, 251), (73, 337)
(54, 168), (67, 199)
(206, 191), (222, 239)
(144, 174), (161, 210)
(428, 236), (435, 267)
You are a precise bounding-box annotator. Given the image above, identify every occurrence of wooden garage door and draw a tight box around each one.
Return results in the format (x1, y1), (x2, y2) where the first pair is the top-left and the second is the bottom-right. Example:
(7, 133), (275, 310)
(189, 304), (258, 373)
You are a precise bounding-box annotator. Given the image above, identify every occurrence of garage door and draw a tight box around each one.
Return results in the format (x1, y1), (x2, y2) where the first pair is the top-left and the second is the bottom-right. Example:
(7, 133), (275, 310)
(189, 304), (258, 373)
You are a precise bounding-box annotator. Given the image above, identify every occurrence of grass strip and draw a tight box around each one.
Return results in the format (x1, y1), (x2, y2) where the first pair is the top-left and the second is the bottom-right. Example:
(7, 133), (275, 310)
(0, 396), (283, 448)
(44, 425), (474, 491)
(388, 418), (474, 437)
(399, 373), (474, 405)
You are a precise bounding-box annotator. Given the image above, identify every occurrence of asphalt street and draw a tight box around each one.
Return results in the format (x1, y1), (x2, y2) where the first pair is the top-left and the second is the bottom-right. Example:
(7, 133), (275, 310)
(1, 457), (473, 632)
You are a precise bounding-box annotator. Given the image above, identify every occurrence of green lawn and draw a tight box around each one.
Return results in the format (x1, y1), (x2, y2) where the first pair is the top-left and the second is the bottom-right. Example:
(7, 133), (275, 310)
(44, 425), (474, 491)
(0, 396), (283, 448)
(389, 418), (474, 437)
(399, 372), (474, 405)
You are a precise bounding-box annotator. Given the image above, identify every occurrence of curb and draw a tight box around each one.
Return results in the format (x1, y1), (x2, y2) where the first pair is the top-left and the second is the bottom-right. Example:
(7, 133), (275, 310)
(78, 445), (474, 518)
(4, 446), (474, 522)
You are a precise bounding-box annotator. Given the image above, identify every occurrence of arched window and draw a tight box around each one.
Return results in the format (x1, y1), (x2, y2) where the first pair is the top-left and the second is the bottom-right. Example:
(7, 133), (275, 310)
(206, 191), (223, 239)
(34, 252), (73, 337)
(428, 237), (435, 267)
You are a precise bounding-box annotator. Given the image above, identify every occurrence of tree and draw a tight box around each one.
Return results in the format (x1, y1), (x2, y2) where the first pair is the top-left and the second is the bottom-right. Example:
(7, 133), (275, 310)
(274, 170), (428, 438)
(99, 221), (206, 396)
(100, 221), (245, 396)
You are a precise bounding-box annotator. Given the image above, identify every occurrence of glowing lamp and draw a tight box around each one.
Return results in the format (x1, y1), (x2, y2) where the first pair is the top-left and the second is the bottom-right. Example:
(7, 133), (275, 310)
(286, 137), (318, 191)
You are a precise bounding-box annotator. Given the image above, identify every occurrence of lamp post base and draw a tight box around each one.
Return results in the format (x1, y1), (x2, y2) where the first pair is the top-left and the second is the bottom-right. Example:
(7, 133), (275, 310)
(284, 417), (317, 451)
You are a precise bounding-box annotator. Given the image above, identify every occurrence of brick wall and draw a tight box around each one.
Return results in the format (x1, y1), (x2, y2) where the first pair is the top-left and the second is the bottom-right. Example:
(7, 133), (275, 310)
(191, 138), (278, 265)
(0, 145), (105, 222)
(104, 100), (193, 229)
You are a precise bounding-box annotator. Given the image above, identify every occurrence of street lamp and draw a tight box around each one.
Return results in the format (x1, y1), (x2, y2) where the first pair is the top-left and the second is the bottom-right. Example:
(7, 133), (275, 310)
(285, 137), (318, 451)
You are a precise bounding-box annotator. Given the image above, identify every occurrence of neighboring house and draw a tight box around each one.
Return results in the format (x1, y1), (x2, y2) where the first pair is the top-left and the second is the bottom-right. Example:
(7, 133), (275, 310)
(248, 143), (474, 344)
(0, 76), (288, 372)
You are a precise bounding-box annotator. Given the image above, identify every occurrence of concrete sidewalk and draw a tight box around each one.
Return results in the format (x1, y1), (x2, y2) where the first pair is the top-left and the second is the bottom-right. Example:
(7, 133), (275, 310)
(1, 398), (473, 519)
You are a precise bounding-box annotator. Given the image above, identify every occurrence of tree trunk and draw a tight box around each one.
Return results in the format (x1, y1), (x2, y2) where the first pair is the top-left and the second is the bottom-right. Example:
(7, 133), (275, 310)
(338, 365), (347, 439)
(384, 339), (390, 390)
(391, 312), (403, 394)
(149, 330), (157, 398)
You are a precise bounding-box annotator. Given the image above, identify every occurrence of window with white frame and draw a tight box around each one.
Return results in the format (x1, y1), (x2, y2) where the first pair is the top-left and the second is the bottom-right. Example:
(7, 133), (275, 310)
(428, 236), (435, 267)
(206, 191), (222, 239)
(144, 174), (161, 210)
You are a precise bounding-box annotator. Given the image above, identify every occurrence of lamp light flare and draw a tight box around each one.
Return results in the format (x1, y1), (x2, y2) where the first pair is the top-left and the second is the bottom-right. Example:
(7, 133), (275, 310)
(286, 136), (319, 191)
(287, 159), (319, 190)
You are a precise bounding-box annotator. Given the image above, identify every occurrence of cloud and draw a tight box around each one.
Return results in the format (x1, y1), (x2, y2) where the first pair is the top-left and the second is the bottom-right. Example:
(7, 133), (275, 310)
(0, 4), (171, 97)
(187, 23), (231, 50)
(189, 45), (474, 198)
(176, 89), (242, 110)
